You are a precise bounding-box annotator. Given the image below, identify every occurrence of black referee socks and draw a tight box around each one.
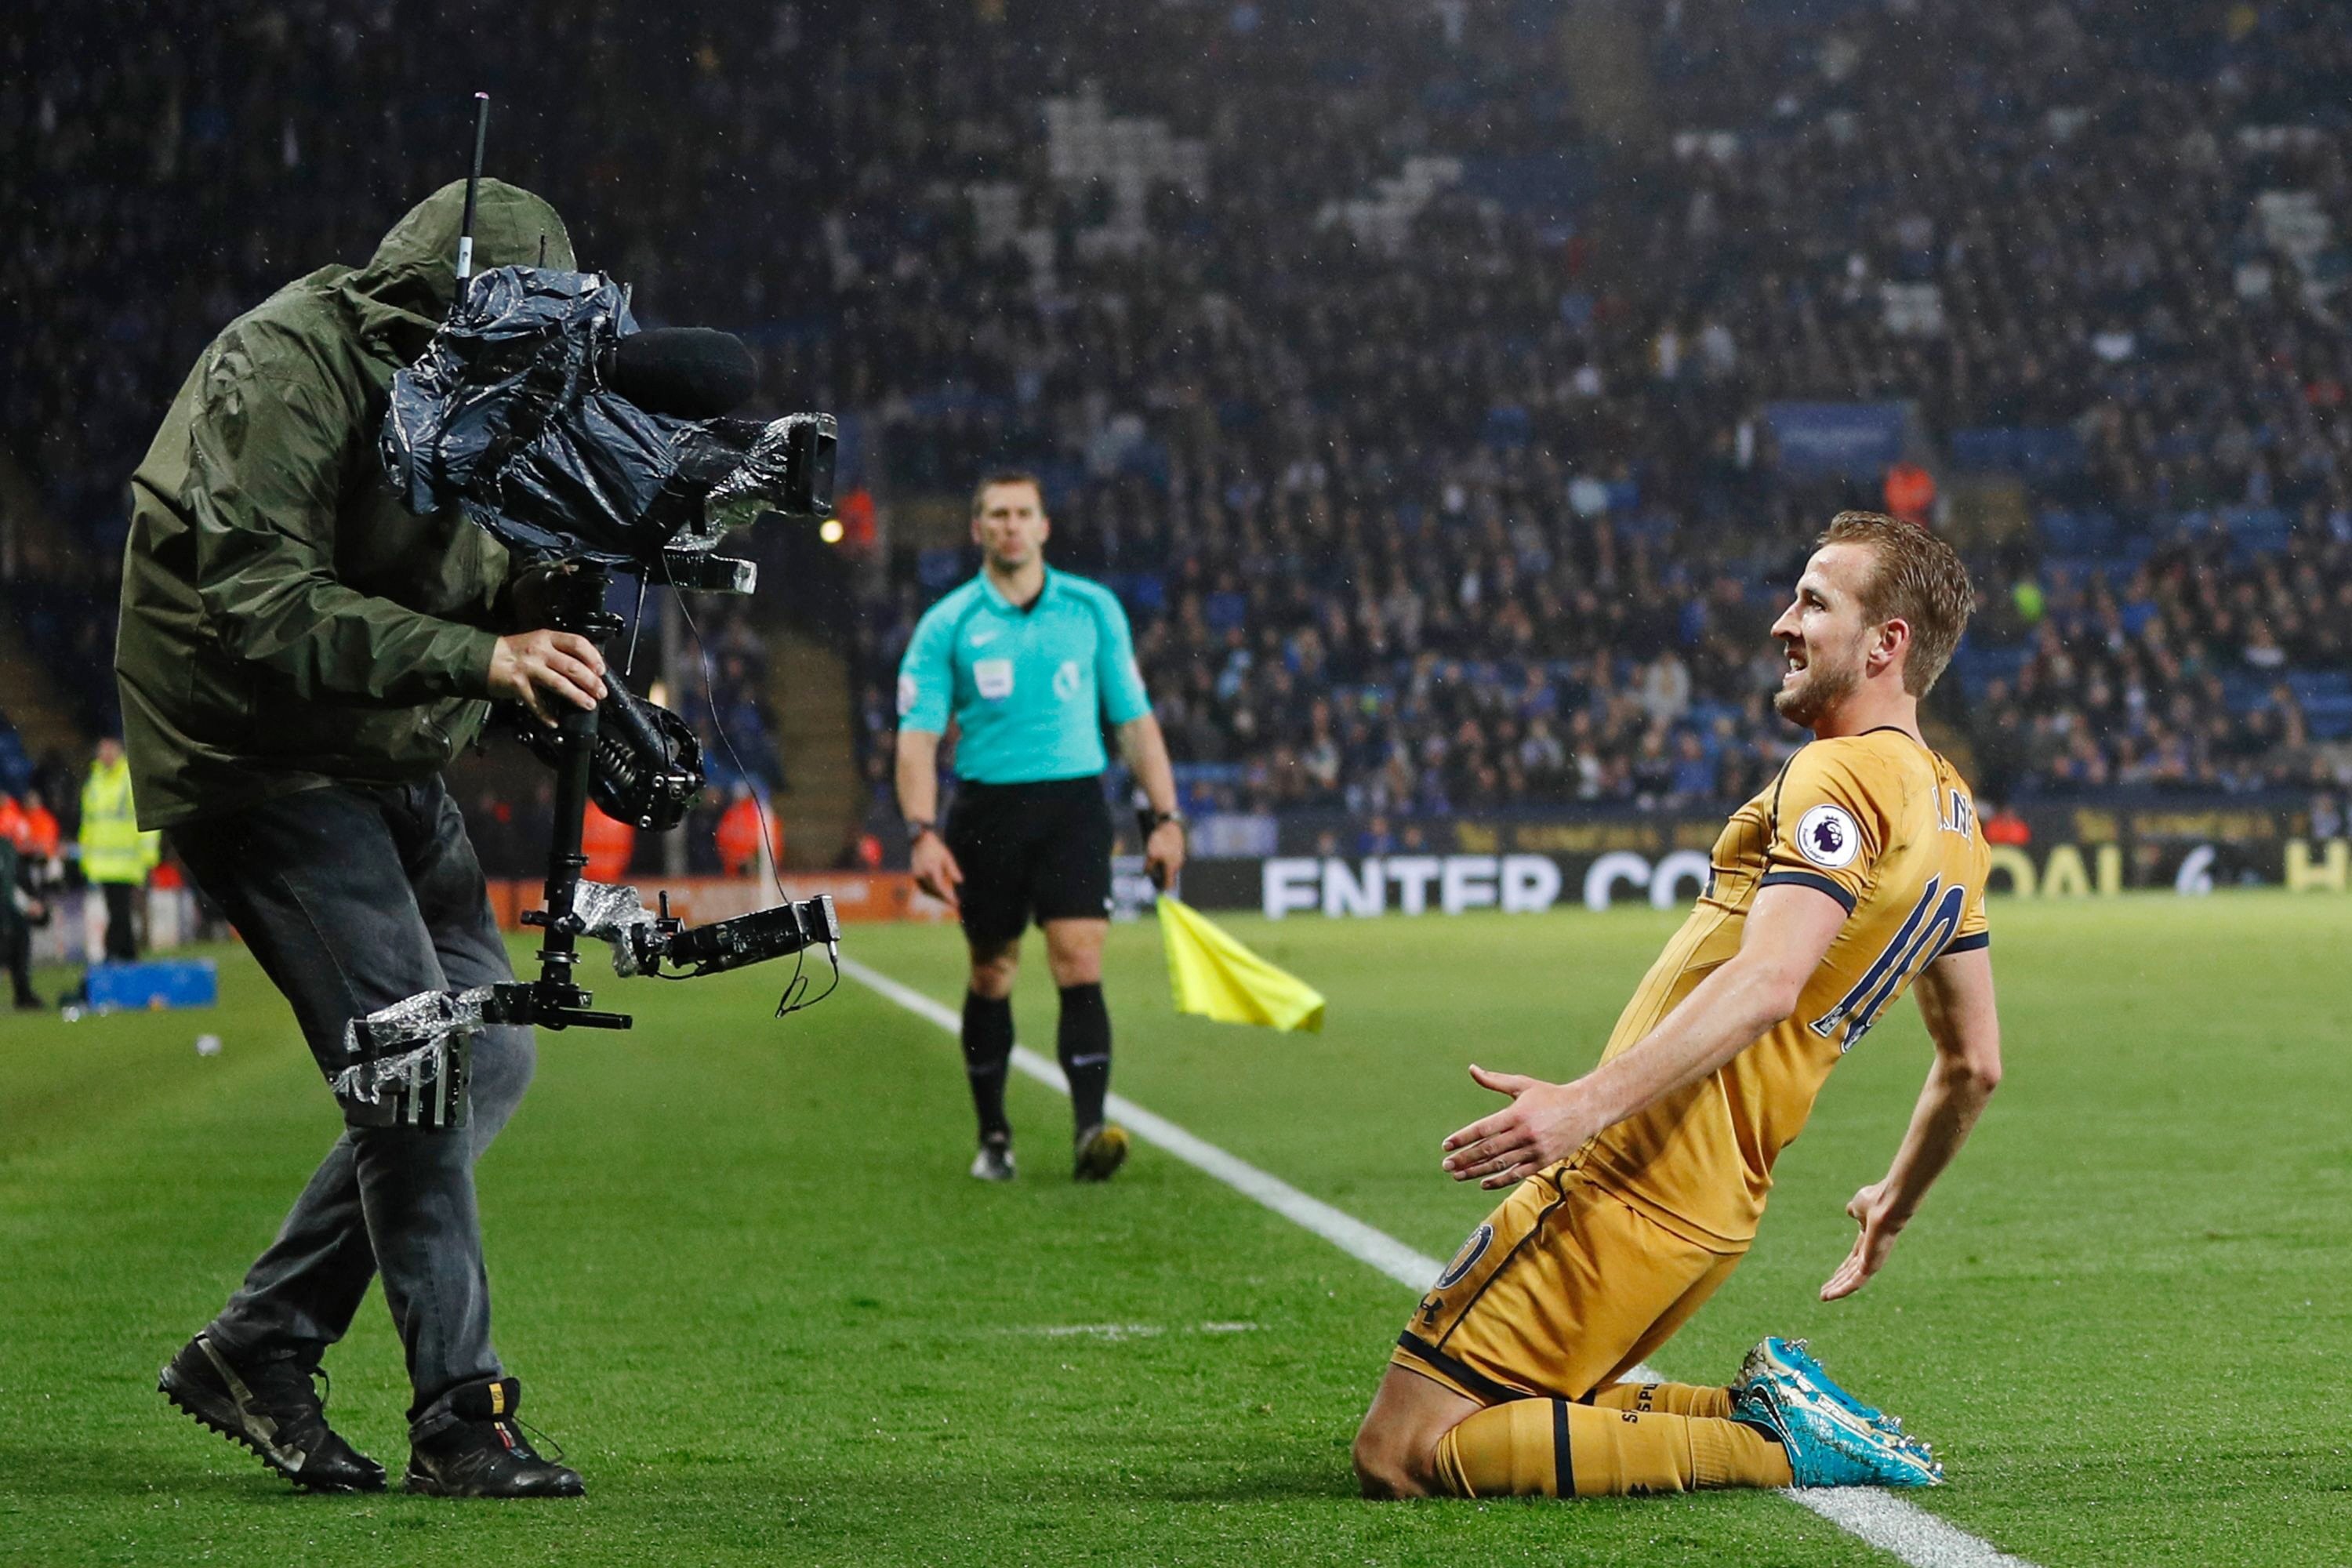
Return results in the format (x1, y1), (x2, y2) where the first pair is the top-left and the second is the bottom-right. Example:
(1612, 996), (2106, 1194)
(962, 985), (1112, 1142)
(961, 990), (1014, 1142)
(1058, 982), (1112, 1133)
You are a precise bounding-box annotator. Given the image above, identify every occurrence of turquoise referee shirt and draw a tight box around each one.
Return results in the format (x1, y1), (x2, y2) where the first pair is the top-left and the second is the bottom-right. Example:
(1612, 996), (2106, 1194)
(896, 568), (1152, 784)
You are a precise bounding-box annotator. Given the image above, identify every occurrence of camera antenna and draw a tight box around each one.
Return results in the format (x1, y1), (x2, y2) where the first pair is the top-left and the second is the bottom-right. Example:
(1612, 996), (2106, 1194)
(455, 92), (490, 288)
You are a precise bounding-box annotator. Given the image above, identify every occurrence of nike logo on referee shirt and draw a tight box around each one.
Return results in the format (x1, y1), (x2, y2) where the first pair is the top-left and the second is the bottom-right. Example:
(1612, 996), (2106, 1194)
(969, 628), (1000, 646)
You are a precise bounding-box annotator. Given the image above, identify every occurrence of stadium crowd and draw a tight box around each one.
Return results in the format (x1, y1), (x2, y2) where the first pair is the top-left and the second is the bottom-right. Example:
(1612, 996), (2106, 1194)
(5, 0), (2350, 853)
(838, 0), (2352, 817)
(852, 492), (2352, 818)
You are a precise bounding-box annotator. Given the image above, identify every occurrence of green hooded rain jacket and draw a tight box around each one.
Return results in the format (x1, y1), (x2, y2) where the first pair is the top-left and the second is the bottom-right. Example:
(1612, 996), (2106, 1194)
(117, 179), (575, 829)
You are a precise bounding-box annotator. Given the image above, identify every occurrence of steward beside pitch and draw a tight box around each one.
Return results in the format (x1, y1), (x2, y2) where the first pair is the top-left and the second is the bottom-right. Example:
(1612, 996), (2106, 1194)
(77, 735), (158, 964)
(895, 472), (1185, 1183)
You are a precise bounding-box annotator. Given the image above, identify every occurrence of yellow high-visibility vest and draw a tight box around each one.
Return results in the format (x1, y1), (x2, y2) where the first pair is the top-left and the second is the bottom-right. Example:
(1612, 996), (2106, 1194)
(78, 757), (160, 885)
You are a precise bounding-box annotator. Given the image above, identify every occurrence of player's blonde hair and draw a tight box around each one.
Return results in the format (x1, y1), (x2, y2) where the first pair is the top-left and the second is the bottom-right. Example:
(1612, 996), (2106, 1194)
(1819, 510), (1973, 696)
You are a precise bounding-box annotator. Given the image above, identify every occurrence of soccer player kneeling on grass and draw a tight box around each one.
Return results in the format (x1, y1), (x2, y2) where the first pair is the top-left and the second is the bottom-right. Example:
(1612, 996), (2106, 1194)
(1353, 513), (2005, 1500)
(895, 473), (1186, 1182)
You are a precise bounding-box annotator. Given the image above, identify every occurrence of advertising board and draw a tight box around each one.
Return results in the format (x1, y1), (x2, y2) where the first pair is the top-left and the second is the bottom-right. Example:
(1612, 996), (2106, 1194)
(1159, 801), (2348, 917)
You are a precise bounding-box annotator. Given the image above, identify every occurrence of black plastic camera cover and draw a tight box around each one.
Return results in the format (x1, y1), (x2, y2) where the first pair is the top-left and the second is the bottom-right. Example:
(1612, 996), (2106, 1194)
(379, 266), (832, 571)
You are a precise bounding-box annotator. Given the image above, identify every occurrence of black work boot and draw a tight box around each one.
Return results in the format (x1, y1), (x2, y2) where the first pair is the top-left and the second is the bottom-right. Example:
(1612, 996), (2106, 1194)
(158, 1332), (386, 1493)
(405, 1376), (585, 1498)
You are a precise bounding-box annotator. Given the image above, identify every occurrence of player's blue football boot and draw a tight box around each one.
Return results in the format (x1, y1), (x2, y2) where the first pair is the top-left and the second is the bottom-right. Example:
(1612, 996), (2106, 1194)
(1739, 1337), (1889, 1426)
(1730, 1337), (1944, 1488)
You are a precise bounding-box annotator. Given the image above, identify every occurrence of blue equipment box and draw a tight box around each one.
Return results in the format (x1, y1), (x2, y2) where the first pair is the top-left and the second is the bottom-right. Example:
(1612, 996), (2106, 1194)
(84, 960), (219, 1011)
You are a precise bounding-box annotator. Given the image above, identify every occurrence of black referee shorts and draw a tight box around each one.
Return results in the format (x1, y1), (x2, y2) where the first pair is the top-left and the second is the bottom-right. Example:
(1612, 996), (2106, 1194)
(944, 775), (1115, 946)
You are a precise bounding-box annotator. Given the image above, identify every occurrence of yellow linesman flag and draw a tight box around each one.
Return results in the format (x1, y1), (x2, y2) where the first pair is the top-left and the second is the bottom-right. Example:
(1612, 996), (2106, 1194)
(1157, 895), (1326, 1033)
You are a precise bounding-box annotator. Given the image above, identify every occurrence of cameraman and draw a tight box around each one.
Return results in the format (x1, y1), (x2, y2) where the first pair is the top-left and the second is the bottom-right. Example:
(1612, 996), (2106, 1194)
(120, 180), (595, 1499)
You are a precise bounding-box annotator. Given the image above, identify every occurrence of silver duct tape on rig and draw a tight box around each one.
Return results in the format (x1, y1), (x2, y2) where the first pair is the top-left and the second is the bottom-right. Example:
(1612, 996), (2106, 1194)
(572, 880), (662, 976)
(570, 878), (843, 980)
(333, 985), (528, 1130)
(333, 881), (840, 1131)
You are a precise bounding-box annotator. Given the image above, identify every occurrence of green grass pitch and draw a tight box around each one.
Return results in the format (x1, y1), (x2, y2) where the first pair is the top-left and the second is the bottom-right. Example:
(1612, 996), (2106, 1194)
(2, 892), (2348, 1566)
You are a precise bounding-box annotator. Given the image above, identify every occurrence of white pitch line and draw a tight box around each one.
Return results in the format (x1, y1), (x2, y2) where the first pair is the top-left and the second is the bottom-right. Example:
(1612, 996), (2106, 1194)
(851, 954), (1437, 1290)
(1788, 1489), (2035, 1566)
(840, 956), (2034, 1568)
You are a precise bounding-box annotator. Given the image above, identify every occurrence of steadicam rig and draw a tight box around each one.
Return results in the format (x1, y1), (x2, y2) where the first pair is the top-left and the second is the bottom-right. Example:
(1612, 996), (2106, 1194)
(333, 889), (842, 1128)
(343, 95), (844, 1131)
(564, 882), (843, 982)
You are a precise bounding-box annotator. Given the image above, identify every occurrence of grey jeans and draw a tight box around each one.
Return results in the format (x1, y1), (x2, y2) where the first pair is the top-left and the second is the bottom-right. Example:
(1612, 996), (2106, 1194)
(169, 779), (535, 1436)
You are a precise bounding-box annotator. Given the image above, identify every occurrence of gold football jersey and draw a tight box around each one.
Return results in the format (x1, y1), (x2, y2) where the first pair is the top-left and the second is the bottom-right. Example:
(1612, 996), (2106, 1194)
(1579, 728), (1991, 1250)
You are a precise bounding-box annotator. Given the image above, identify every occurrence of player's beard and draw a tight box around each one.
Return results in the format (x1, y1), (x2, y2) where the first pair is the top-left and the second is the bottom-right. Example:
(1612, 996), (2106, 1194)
(1772, 637), (1864, 729)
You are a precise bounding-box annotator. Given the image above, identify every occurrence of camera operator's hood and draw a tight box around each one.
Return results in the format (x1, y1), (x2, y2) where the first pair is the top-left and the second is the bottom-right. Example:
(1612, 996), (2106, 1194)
(346, 178), (575, 362)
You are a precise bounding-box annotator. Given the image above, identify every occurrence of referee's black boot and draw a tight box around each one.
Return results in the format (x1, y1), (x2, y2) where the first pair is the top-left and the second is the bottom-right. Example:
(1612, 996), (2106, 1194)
(970, 1131), (1017, 1181)
(159, 1332), (386, 1493)
(405, 1377), (585, 1498)
(1074, 1121), (1131, 1182)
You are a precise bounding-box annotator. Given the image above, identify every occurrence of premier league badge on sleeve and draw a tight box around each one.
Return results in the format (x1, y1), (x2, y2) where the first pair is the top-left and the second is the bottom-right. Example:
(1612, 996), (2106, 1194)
(1795, 803), (1860, 869)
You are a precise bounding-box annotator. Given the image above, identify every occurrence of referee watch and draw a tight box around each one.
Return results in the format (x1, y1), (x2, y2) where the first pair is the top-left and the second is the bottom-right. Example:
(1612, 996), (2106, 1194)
(905, 817), (938, 844)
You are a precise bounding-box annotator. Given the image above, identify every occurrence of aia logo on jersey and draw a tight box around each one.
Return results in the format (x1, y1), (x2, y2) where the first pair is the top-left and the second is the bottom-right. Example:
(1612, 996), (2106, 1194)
(1795, 804), (1861, 869)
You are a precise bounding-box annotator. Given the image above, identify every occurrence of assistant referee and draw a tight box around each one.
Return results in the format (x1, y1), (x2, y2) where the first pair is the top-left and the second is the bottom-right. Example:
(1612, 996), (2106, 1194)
(895, 472), (1185, 1182)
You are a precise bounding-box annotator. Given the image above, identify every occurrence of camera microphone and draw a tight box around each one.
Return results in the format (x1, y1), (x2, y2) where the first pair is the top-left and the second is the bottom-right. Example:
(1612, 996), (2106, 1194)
(601, 327), (757, 419)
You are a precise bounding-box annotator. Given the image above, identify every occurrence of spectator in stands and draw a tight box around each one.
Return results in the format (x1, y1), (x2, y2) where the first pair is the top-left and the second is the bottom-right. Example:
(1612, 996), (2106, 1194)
(1667, 730), (1715, 808)
(13, 0), (2352, 830)
(715, 783), (782, 877)
(1883, 461), (1935, 526)
(18, 787), (60, 863)
(1980, 800), (2032, 848)
(2311, 792), (2345, 843)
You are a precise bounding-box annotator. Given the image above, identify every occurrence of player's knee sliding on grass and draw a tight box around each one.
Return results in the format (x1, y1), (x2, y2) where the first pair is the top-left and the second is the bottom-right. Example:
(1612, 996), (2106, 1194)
(895, 474), (1185, 1180)
(1359, 1345), (1938, 1500)
(1356, 517), (2001, 1501)
(1432, 1384), (1790, 1498)
(1359, 1161), (1791, 1499)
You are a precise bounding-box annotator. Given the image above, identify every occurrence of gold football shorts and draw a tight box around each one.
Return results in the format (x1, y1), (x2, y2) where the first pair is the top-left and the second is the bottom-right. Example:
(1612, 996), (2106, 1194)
(1392, 1162), (1743, 1404)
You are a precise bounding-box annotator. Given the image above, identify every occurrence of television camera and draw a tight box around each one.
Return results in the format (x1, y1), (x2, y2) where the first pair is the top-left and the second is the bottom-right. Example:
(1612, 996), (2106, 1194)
(344, 95), (844, 1129)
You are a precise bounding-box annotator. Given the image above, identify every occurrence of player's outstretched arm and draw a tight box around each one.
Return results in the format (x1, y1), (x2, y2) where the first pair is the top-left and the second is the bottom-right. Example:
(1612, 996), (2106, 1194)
(1821, 946), (2003, 1301)
(1442, 882), (1846, 1188)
